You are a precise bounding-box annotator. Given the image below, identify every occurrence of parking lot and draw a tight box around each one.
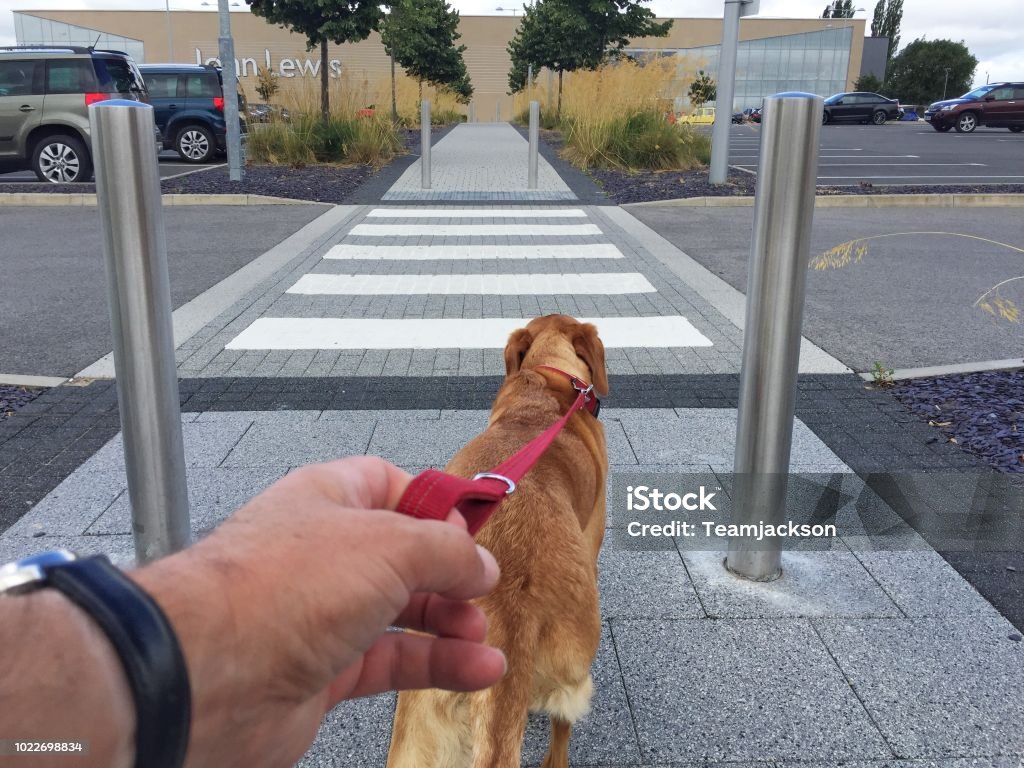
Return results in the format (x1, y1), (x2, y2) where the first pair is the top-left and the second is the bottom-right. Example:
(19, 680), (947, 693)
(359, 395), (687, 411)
(727, 122), (1024, 186)
(0, 152), (215, 183)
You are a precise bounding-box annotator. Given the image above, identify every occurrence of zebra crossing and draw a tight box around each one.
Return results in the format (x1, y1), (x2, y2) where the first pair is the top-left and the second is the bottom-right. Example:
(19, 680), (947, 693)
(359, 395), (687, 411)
(214, 206), (731, 367)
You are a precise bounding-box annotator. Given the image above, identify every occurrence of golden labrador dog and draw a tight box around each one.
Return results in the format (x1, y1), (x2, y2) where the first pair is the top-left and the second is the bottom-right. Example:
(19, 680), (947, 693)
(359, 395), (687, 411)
(387, 314), (609, 768)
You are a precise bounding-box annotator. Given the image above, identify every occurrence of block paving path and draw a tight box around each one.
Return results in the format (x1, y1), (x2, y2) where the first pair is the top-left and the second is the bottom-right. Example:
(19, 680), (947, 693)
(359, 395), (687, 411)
(2, 122), (1022, 767)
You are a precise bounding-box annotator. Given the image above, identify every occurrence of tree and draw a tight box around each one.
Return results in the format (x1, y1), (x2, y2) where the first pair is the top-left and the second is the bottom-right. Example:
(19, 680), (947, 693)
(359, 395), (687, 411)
(688, 70), (716, 109)
(853, 72), (883, 92)
(885, 38), (977, 107)
(245, 0), (383, 118)
(507, 0), (672, 117)
(254, 66), (280, 103)
(871, 0), (903, 69)
(823, 1), (854, 18)
(380, 0), (473, 113)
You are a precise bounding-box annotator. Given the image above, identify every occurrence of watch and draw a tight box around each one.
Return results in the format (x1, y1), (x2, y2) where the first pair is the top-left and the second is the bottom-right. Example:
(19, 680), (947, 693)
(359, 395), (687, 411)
(0, 550), (192, 768)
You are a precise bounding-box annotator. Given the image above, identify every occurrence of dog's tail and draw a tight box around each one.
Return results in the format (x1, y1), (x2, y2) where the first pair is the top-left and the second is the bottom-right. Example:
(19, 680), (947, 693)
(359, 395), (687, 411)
(387, 689), (473, 768)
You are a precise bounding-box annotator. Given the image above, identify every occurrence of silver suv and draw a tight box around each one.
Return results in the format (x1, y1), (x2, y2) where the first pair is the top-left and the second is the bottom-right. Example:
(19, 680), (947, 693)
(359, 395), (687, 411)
(0, 46), (149, 182)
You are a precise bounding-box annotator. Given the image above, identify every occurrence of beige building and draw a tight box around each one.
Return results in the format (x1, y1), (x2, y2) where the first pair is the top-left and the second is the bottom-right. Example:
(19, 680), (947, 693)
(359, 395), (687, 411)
(14, 9), (865, 117)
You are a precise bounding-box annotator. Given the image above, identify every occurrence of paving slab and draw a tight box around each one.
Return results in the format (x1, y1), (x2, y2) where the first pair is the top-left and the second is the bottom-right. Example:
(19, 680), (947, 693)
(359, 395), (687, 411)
(813, 616), (1024, 759)
(612, 618), (894, 763)
(383, 124), (574, 201)
(680, 544), (903, 619)
(87, 467), (286, 536)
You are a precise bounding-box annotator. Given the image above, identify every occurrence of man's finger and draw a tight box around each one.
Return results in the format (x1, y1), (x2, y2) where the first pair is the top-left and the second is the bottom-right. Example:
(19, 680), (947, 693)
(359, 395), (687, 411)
(325, 632), (506, 704)
(393, 593), (488, 642)
(386, 519), (500, 602)
(310, 456), (414, 511)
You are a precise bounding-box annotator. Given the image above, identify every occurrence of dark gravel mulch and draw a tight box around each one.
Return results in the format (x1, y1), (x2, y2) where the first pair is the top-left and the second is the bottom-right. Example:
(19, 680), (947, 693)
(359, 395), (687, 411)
(589, 167), (756, 203)
(160, 163), (376, 203)
(1, 385), (42, 419)
(890, 369), (1024, 474)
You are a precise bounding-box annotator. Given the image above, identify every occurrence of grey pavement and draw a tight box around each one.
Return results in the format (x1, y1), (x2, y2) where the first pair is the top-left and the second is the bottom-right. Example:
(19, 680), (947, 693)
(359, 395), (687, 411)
(0, 204), (325, 378)
(722, 122), (1024, 186)
(383, 123), (576, 201)
(2, 408), (1021, 766)
(627, 204), (1024, 372)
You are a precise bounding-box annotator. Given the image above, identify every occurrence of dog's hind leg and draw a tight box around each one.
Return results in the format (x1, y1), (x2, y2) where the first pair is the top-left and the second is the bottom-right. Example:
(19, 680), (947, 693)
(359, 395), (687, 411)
(541, 716), (572, 768)
(537, 674), (593, 768)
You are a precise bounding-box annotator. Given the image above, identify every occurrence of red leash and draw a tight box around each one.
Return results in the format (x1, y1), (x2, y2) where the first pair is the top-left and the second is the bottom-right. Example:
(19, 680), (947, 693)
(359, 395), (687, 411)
(394, 366), (601, 535)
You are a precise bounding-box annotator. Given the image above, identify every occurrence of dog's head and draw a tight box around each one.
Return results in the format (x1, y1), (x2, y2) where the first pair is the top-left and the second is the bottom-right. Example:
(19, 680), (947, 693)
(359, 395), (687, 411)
(503, 315), (609, 396)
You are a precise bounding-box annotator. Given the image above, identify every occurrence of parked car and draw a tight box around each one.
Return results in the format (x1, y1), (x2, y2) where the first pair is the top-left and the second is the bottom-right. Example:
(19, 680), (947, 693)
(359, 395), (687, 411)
(822, 92), (901, 125)
(680, 106), (715, 125)
(247, 102), (290, 123)
(924, 82), (1024, 133)
(139, 63), (247, 163)
(0, 45), (150, 182)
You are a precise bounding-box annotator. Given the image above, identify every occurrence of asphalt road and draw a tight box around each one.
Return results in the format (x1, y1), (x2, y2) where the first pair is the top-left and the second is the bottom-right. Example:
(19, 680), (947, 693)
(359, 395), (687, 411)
(0, 204), (326, 378)
(629, 204), (1024, 372)
(723, 122), (1024, 187)
(0, 152), (213, 183)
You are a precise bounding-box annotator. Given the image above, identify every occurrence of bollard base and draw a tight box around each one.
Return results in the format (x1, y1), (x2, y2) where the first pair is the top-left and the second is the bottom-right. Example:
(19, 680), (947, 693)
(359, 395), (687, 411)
(722, 556), (783, 583)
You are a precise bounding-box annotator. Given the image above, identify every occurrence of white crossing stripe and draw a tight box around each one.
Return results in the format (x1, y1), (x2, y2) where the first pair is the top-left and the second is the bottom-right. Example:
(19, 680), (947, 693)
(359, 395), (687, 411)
(226, 317), (712, 350)
(366, 208), (587, 218)
(349, 224), (602, 237)
(287, 273), (656, 295)
(324, 244), (624, 260)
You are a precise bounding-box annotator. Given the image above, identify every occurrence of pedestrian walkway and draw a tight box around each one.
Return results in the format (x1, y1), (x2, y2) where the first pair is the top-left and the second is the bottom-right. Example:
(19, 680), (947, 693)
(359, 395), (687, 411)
(383, 123), (576, 201)
(2, 124), (1023, 768)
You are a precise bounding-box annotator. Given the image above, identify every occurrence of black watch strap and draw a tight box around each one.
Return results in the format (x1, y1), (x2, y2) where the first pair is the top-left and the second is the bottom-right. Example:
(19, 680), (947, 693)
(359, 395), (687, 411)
(48, 555), (191, 768)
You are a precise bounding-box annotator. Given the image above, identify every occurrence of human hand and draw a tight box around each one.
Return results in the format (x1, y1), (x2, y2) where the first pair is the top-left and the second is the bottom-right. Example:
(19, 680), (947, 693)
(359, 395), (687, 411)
(133, 456), (504, 768)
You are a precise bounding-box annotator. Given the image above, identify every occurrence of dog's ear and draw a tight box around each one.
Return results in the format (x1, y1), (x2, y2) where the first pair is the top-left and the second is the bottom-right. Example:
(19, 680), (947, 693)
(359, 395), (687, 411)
(573, 323), (608, 396)
(504, 328), (533, 376)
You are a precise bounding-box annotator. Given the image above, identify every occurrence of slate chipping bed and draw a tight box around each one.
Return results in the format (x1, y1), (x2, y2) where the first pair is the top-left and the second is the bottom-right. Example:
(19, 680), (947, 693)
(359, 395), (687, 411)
(891, 369), (1024, 474)
(1, 385), (41, 418)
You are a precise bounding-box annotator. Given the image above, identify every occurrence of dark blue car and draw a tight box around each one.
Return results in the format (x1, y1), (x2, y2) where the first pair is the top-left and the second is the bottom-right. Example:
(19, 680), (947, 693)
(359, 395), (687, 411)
(139, 63), (246, 163)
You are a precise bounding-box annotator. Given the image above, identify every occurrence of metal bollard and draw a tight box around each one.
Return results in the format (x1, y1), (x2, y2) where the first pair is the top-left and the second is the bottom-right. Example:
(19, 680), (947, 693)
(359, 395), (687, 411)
(421, 100), (431, 190)
(90, 101), (191, 565)
(725, 93), (822, 581)
(528, 100), (540, 189)
(495, 101), (501, 122)
(469, 101), (475, 123)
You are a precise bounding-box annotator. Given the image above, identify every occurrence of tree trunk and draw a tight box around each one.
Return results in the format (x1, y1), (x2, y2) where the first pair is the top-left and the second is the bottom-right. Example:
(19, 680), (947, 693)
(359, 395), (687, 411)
(320, 38), (329, 120)
(390, 55), (398, 124)
(557, 70), (563, 120)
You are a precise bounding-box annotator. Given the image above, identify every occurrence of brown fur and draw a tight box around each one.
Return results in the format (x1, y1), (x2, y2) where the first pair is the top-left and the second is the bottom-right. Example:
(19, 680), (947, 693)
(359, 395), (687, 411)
(387, 315), (609, 768)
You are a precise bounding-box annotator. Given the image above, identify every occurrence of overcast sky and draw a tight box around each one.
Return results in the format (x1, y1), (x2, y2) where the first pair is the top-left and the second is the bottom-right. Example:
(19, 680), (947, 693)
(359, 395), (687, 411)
(2, 0), (1020, 86)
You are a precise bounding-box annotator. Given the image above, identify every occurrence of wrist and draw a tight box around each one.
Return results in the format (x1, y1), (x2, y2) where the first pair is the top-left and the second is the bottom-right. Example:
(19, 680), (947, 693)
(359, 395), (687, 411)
(130, 544), (247, 768)
(18, 589), (136, 767)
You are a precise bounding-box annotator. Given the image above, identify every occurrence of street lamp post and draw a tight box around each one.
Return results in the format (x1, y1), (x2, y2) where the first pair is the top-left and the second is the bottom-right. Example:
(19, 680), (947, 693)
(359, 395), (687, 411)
(495, 6), (518, 14)
(943, 67), (952, 100)
(709, 0), (758, 185)
(165, 0), (174, 60)
(217, 0), (244, 181)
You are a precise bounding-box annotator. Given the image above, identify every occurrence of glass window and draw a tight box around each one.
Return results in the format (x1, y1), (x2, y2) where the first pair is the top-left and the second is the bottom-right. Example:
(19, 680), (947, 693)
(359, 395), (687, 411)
(185, 73), (220, 98)
(94, 57), (145, 95)
(17, 14), (43, 42)
(145, 73), (178, 98)
(45, 60), (96, 94)
(988, 87), (1014, 100)
(0, 60), (40, 97)
(1014, 87), (1024, 100)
